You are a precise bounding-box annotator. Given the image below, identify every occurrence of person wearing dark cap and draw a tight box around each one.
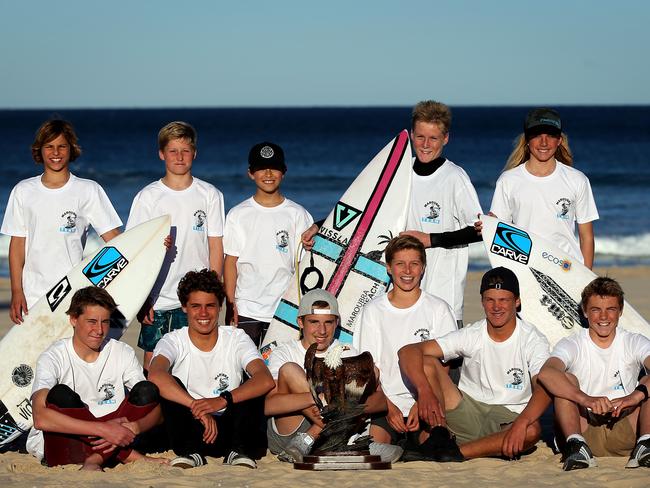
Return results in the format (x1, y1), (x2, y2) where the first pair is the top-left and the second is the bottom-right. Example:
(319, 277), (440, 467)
(398, 266), (551, 460)
(489, 108), (599, 268)
(223, 142), (313, 346)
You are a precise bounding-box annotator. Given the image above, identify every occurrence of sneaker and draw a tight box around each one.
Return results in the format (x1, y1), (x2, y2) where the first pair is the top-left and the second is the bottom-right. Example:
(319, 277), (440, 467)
(170, 453), (206, 469)
(369, 442), (403, 463)
(277, 432), (314, 463)
(223, 450), (257, 469)
(626, 438), (650, 468)
(562, 439), (597, 471)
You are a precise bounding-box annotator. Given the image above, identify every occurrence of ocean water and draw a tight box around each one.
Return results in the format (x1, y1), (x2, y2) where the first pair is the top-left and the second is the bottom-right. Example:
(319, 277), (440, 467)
(1, 106), (649, 276)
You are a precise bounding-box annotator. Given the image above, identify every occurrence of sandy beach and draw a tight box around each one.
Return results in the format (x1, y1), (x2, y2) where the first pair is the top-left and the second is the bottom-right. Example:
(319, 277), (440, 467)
(0, 267), (649, 487)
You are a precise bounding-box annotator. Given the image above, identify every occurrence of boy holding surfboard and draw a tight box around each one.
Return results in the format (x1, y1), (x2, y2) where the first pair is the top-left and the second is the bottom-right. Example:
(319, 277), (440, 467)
(538, 277), (650, 470)
(301, 101), (482, 326)
(126, 121), (225, 371)
(1, 119), (122, 324)
(398, 267), (551, 461)
(223, 142), (312, 346)
(27, 287), (165, 470)
(353, 235), (464, 462)
(148, 269), (274, 469)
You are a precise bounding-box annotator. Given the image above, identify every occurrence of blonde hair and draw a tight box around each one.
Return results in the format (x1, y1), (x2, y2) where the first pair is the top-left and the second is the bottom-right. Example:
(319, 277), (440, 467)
(411, 100), (451, 134)
(158, 121), (197, 151)
(504, 132), (573, 171)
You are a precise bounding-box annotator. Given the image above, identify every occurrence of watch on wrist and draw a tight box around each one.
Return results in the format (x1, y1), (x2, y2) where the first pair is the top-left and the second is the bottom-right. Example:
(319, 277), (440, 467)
(219, 390), (234, 409)
(635, 384), (649, 401)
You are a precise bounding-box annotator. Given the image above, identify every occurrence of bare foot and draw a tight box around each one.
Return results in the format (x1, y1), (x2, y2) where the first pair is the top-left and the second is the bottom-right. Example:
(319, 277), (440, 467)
(81, 453), (104, 471)
(123, 449), (170, 465)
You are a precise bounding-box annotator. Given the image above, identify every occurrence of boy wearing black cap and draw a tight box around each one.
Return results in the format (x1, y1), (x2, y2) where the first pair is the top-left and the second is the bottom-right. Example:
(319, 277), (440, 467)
(126, 121), (225, 371)
(398, 267), (551, 460)
(490, 108), (598, 268)
(223, 142), (313, 346)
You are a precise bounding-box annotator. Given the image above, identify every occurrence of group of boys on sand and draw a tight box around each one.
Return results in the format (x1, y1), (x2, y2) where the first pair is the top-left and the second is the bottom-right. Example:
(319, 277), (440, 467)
(2, 101), (648, 472)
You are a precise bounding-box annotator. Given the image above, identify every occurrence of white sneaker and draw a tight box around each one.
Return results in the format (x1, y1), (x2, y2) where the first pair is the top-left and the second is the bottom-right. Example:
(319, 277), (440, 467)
(369, 442), (403, 463)
(223, 450), (257, 469)
(170, 453), (206, 469)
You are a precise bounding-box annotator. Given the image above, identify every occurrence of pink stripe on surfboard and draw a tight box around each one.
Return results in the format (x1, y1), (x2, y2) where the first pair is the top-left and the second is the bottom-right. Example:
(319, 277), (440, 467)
(327, 130), (408, 296)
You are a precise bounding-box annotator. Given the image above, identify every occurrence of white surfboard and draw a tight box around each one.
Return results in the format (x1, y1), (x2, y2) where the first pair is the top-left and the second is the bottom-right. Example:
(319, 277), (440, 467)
(261, 131), (412, 358)
(480, 215), (650, 346)
(0, 215), (170, 445)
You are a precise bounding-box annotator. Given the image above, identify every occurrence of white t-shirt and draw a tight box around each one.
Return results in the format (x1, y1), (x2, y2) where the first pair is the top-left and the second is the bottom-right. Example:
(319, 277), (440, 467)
(1, 174), (122, 308)
(223, 197), (313, 322)
(26, 338), (144, 460)
(152, 326), (261, 401)
(126, 177), (225, 310)
(406, 160), (482, 320)
(267, 339), (358, 379)
(551, 327), (650, 400)
(353, 292), (458, 415)
(490, 161), (599, 263)
(437, 318), (550, 413)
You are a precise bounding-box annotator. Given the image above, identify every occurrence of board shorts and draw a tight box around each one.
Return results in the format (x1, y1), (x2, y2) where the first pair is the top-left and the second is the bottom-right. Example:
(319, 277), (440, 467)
(266, 417), (311, 455)
(445, 391), (519, 445)
(138, 308), (188, 352)
(583, 413), (636, 457)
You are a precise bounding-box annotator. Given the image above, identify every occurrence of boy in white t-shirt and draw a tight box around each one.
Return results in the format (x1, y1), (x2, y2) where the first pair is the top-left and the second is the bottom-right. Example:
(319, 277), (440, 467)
(28, 287), (164, 470)
(126, 121), (225, 371)
(302, 102), (482, 325)
(264, 289), (393, 463)
(538, 277), (650, 471)
(1, 119), (122, 324)
(354, 235), (462, 462)
(224, 142), (313, 346)
(399, 267), (551, 461)
(148, 269), (274, 469)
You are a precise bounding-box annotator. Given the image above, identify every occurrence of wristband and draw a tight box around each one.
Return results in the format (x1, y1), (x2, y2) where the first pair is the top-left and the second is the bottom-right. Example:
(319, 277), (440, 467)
(635, 384), (649, 401)
(219, 390), (234, 409)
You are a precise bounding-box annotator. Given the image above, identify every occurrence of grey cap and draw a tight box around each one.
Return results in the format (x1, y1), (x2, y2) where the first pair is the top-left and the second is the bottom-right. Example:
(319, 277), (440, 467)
(297, 289), (340, 317)
(524, 107), (562, 138)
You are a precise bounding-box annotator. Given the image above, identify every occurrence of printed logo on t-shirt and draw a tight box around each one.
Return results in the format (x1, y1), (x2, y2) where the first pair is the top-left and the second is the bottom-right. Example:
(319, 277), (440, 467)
(505, 367), (524, 390)
(193, 210), (206, 231)
(276, 230), (289, 253)
(414, 329), (431, 341)
(555, 198), (572, 220)
(421, 201), (441, 224)
(60, 211), (77, 233)
(98, 383), (116, 405)
(260, 341), (278, 366)
(613, 371), (624, 391)
(213, 373), (230, 395)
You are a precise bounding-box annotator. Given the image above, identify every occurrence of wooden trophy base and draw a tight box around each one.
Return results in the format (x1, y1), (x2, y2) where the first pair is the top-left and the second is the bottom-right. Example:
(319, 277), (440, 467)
(294, 450), (391, 470)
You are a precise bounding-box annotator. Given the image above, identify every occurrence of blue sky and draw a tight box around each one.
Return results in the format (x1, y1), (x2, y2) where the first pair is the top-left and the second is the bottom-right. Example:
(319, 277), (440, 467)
(1, 0), (648, 108)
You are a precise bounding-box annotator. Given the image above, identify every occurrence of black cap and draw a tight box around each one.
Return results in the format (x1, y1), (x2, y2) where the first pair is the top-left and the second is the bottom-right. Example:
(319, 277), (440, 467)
(524, 108), (562, 139)
(248, 142), (287, 173)
(480, 267), (520, 297)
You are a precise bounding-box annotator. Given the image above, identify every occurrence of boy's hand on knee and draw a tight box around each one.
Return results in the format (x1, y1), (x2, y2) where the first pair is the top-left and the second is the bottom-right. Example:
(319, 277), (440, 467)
(96, 419), (136, 447)
(199, 414), (218, 444)
(386, 400), (407, 433)
(406, 403), (420, 432)
(502, 416), (528, 459)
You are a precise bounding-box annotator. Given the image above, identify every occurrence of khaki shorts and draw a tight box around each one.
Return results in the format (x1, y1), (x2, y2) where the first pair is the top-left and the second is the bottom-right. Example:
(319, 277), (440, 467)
(583, 415), (636, 457)
(446, 392), (519, 445)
